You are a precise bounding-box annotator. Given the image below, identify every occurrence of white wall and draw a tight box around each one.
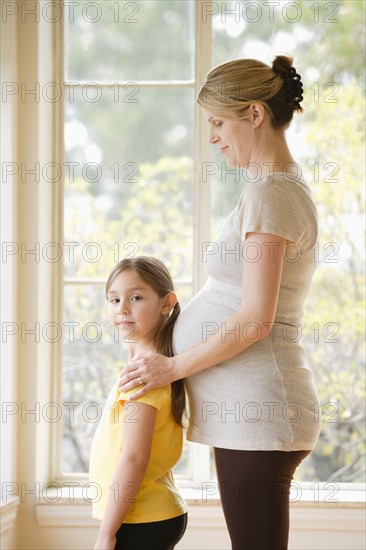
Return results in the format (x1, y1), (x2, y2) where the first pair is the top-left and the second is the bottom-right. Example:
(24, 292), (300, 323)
(1, 4), (20, 549)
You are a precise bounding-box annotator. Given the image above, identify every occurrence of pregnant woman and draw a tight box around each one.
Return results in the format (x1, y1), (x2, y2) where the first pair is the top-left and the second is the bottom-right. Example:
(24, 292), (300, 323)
(119, 55), (322, 550)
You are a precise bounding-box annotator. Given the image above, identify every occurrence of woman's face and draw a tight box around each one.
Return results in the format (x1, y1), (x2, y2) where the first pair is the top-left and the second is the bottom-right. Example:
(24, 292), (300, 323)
(202, 107), (255, 168)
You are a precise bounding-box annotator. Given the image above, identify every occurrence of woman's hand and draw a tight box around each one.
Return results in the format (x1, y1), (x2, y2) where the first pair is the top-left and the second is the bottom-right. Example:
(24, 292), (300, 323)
(118, 351), (177, 399)
(93, 534), (116, 550)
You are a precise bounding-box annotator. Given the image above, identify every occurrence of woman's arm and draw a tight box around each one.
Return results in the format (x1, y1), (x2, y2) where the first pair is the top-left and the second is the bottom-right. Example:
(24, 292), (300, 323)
(94, 401), (156, 550)
(119, 232), (286, 399)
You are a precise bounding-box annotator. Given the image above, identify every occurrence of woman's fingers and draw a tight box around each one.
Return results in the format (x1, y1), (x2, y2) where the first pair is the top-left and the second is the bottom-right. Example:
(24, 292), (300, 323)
(124, 384), (150, 401)
(118, 353), (173, 395)
(118, 358), (152, 398)
(118, 363), (141, 391)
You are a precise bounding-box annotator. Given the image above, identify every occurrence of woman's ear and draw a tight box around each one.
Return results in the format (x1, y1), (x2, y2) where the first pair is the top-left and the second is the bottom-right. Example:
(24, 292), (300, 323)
(161, 291), (178, 315)
(247, 103), (266, 127)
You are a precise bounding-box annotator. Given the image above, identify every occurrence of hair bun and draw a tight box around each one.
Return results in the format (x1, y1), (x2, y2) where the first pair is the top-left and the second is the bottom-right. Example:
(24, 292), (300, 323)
(272, 55), (304, 110)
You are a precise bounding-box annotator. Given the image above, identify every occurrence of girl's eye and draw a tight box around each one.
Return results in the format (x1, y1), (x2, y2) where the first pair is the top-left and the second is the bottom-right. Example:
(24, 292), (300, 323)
(110, 298), (120, 304)
(131, 295), (142, 301)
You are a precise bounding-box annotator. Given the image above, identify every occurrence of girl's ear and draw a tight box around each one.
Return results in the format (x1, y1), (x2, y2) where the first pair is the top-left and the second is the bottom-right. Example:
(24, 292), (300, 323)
(161, 291), (178, 315)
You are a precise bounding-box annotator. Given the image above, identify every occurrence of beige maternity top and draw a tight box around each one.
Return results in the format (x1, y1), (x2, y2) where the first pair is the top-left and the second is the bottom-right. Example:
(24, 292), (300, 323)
(173, 172), (322, 451)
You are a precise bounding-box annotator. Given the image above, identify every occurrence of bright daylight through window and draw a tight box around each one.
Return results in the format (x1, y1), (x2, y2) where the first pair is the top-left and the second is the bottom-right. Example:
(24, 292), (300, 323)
(61, 0), (365, 492)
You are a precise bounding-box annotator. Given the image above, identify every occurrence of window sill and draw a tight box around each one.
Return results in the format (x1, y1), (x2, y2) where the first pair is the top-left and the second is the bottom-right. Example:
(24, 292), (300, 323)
(183, 487), (365, 508)
(0, 497), (20, 535)
(33, 487), (365, 527)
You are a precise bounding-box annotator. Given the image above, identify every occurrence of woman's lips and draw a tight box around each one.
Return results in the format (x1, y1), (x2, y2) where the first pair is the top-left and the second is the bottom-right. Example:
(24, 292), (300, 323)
(220, 146), (228, 153)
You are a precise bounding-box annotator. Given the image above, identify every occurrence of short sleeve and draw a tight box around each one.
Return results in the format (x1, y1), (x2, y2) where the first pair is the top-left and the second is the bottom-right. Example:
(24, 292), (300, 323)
(118, 384), (171, 411)
(236, 179), (304, 244)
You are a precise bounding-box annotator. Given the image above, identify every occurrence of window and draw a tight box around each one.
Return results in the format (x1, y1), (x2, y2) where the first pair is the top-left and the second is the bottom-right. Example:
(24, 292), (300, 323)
(60, 0), (365, 488)
(61, 0), (200, 482)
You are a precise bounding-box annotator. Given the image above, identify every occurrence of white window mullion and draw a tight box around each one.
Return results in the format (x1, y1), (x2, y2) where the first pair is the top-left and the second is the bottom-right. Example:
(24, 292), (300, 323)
(194, 2), (213, 293)
(53, 9), (66, 483)
(191, 4), (214, 484)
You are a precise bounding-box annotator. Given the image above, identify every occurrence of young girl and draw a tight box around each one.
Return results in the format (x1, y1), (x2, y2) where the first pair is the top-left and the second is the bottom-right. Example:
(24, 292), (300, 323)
(89, 256), (188, 550)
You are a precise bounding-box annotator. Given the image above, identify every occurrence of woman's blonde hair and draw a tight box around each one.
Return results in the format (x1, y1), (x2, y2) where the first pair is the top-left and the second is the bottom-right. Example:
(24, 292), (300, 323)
(106, 256), (185, 426)
(197, 55), (304, 129)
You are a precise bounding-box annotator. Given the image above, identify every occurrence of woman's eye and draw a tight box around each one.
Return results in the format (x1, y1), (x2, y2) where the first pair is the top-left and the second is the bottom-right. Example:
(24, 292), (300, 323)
(215, 121), (223, 128)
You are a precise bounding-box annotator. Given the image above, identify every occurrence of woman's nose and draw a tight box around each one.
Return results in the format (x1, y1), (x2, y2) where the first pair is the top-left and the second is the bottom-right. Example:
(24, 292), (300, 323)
(209, 128), (219, 144)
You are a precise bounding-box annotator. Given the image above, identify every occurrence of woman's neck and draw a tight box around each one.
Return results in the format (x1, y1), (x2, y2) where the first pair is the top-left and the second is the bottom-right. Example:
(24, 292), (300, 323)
(249, 126), (300, 178)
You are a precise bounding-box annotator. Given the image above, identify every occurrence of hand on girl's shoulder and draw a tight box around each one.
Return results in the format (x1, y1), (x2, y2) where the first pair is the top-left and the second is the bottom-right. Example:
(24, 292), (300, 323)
(118, 383), (171, 410)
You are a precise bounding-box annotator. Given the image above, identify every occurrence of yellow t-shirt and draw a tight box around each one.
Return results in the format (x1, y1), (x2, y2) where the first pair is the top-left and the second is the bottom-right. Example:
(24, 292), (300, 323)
(89, 381), (187, 523)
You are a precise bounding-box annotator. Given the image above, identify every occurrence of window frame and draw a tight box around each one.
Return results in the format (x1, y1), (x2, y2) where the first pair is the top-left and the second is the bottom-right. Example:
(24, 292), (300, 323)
(45, 1), (365, 497)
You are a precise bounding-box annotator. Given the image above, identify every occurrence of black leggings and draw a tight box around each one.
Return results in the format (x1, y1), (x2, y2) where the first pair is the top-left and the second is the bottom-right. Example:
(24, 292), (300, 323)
(214, 448), (310, 550)
(114, 513), (187, 550)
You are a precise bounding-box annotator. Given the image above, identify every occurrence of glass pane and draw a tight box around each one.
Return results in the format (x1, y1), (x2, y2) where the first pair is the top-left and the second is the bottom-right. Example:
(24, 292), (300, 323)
(210, 146), (250, 239)
(210, 0), (365, 482)
(65, 0), (195, 81)
(62, 283), (121, 473)
(64, 86), (194, 165)
(173, 436), (192, 479)
(64, 86), (195, 280)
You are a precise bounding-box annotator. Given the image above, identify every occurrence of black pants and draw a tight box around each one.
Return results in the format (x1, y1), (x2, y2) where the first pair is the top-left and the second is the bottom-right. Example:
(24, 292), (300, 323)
(214, 448), (310, 550)
(114, 513), (188, 550)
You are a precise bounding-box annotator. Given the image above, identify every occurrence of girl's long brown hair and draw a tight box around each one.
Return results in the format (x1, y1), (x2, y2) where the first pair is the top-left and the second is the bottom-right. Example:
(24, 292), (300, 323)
(106, 256), (186, 426)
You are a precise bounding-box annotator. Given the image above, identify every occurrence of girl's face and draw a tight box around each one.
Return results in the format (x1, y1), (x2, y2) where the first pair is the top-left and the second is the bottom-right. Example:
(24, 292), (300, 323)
(202, 107), (256, 168)
(107, 269), (168, 345)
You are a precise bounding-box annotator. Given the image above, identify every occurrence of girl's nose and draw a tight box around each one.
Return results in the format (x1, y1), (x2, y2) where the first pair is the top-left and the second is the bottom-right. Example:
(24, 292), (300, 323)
(118, 301), (130, 315)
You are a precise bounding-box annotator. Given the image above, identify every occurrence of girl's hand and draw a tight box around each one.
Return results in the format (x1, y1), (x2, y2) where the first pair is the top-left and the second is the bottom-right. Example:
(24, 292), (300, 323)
(93, 534), (116, 550)
(118, 351), (177, 399)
